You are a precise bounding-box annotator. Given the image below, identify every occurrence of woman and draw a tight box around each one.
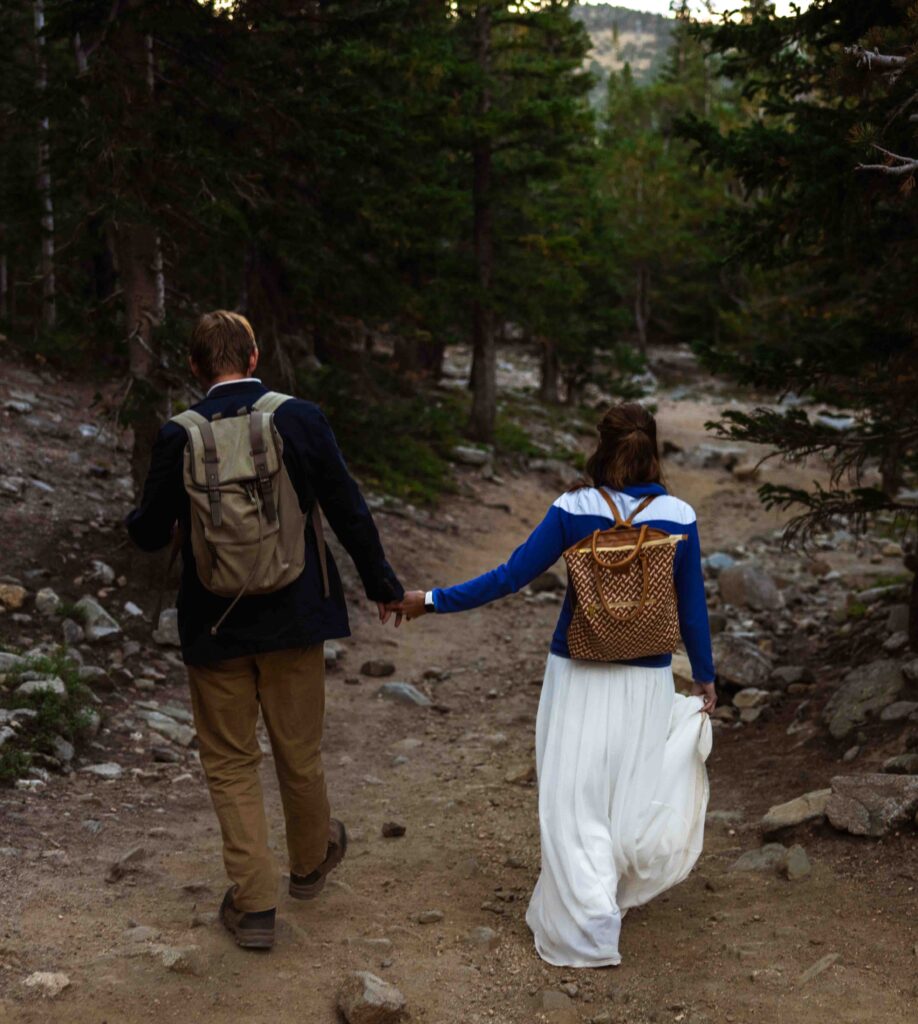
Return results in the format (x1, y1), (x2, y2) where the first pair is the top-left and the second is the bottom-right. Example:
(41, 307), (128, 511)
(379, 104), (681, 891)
(395, 403), (715, 968)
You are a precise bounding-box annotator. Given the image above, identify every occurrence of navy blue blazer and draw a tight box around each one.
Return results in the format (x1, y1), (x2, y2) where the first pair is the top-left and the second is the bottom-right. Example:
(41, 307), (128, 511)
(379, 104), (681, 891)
(126, 380), (403, 665)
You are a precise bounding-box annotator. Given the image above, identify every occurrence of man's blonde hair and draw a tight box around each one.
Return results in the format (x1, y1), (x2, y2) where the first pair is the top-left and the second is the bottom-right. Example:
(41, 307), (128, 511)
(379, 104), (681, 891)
(190, 311), (257, 380)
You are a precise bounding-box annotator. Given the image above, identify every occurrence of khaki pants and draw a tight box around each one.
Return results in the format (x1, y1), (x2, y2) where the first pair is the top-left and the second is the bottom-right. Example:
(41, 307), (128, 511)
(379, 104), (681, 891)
(187, 645), (330, 912)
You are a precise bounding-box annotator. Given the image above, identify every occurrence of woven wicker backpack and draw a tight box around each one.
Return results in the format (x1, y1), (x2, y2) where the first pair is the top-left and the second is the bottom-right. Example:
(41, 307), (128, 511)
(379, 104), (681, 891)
(564, 490), (686, 662)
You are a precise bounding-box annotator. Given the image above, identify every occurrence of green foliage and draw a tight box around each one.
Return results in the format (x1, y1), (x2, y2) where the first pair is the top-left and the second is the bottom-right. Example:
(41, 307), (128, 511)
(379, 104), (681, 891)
(299, 364), (463, 506)
(0, 649), (97, 784)
(685, 1), (918, 554)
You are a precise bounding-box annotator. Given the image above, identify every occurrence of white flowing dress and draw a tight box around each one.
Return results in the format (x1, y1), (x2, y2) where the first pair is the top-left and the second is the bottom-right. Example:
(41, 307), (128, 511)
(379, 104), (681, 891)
(525, 654), (712, 968)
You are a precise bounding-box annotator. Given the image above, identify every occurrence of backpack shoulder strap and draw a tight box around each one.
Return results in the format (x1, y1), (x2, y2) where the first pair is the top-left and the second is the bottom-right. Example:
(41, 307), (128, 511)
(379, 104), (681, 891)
(168, 409), (223, 527)
(624, 494), (658, 525)
(597, 487), (627, 527)
(252, 391), (295, 415)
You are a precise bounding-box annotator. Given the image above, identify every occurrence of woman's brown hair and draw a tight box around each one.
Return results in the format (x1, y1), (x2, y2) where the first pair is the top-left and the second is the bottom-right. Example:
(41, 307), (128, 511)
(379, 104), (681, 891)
(577, 402), (663, 491)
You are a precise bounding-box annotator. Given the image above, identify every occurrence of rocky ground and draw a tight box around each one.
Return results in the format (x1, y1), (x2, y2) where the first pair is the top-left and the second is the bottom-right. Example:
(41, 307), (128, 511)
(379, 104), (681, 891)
(0, 350), (916, 1024)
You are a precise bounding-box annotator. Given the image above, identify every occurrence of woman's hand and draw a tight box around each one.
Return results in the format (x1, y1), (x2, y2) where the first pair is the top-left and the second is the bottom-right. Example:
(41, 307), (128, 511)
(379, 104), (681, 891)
(393, 590), (429, 623)
(692, 681), (717, 715)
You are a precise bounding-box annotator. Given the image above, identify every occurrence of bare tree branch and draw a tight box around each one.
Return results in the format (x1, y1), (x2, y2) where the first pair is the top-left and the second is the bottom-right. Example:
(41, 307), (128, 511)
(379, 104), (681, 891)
(844, 45), (909, 72)
(856, 144), (918, 176)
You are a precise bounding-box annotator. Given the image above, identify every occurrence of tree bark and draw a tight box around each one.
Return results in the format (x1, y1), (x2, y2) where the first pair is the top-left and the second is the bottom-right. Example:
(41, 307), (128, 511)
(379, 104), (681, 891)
(468, 4), (496, 442)
(34, 0), (56, 331)
(539, 336), (560, 404)
(634, 264), (650, 354)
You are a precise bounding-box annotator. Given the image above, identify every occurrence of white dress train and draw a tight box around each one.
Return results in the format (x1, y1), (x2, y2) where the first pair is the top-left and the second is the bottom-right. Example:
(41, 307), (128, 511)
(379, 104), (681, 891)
(525, 654), (712, 968)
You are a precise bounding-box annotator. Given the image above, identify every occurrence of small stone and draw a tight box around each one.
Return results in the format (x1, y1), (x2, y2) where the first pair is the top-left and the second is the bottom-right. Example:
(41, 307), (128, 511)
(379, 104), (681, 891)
(529, 570), (565, 593)
(62, 618), (84, 645)
(336, 971), (407, 1024)
(75, 595), (121, 642)
(450, 445), (491, 467)
(782, 844), (812, 880)
(139, 710), (195, 747)
(886, 604), (910, 634)
(34, 588), (61, 616)
(106, 845), (149, 883)
(377, 682), (430, 707)
(0, 584), (27, 610)
(880, 701), (918, 722)
(770, 665), (810, 689)
(0, 651), (25, 671)
(542, 990), (574, 1011)
(80, 762), (122, 779)
(761, 789), (831, 834)
(883, 753), (918, 775)
(89, 561), (116, 585)
(22, 971), (70, 998)
(798, 952), (840, 985)
(466, 926), (499, 949)
(730, 843), (787, 873)
(882, 632), (909, 654)
(704, 551), (736, 576)
(842, 745), (860, 763)
(733, 688), (770, 709)
(15, 676), (66, 698)
(152, 608), (180, 647)
(124, 925), (160, 943)
(123, 601), (144, 618)
(362, 660), (396, 678)
(382, 821), (406, 838)
(51, 735), (75, 764)
(325, 641), (343, 667)
(149, 943), (202, 975)
(417, 910), (443, 925)
(504, 762), (536, 785)
(739, 706), (764, 723)
(152, 745), (182, 763)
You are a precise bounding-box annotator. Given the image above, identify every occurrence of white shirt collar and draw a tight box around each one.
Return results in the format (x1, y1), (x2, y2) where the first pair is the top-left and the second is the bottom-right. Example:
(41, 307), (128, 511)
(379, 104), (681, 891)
(206, 377), (263, 397)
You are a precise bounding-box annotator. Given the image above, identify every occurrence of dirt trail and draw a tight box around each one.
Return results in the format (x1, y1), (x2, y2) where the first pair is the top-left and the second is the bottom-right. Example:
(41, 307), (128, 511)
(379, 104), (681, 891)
(1, 376), (916, 1024)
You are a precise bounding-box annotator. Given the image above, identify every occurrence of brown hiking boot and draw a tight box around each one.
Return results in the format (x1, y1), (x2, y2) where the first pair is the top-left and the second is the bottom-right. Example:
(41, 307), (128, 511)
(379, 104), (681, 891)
(219, 887), (275, 950)
(289, 818), (348, 900)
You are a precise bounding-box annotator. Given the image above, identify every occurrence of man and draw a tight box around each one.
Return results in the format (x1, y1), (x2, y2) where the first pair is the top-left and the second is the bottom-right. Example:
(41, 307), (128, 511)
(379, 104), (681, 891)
(127, 310), (403, 949)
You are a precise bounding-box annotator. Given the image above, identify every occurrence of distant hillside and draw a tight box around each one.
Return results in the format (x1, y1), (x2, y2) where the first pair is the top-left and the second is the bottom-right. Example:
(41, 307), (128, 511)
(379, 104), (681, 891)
(573, 4), (673, 97)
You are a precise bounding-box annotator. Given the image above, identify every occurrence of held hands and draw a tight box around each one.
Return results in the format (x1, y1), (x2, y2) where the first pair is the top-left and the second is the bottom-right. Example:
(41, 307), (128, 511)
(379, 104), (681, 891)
(377, 590), (428, 627)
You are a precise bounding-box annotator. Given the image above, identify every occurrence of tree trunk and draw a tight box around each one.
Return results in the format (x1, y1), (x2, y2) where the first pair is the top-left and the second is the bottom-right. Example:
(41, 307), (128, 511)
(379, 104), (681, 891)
(539, 336), (560, 404)
(634, 265), (649, 354)
(468, 4), (496, 442)
(34, 0), (55, 331)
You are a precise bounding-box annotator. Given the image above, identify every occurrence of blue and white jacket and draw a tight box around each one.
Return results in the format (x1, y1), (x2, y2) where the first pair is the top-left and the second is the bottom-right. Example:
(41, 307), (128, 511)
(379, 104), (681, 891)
(431, 482), (715, 682)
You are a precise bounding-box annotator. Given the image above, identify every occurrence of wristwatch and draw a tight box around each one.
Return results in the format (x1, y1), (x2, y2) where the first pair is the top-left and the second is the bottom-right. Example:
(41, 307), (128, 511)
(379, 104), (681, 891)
(424, 591), (436, 613)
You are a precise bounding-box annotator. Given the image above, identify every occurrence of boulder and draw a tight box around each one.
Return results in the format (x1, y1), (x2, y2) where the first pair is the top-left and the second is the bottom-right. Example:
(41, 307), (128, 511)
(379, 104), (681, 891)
(0, 651), (25, 672)
(718, 563), (783, 611)
(337, 971), (407, 1024)
(152, 608), (180, 647)
(883, 632), (909, 654)
(823, 660), (905, 739)
(901, 658), (918, 684)
(75, 595), (121, 642)
(450, 445), (491, 467)
(770, 665), (811, 690)
(376, 682), (431, 707)
(825, 773), (918, 837)
(712, 635), (773, 689)
(761, 789), (831, 834)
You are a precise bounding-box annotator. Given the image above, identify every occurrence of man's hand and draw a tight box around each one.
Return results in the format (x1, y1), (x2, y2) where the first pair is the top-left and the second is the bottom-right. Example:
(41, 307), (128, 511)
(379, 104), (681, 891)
(691, 681), (717, 715)
(377, 602), (403, 628)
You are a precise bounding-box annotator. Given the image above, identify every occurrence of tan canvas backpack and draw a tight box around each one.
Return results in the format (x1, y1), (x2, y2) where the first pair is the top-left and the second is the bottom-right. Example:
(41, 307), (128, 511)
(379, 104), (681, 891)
(563, 490), (685, 662)
(170, 391), (329, 634)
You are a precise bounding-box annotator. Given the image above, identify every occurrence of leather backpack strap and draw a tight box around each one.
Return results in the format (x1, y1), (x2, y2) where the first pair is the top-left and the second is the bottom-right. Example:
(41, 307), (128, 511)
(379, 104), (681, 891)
(597, 487), (627, 527)
(624, 494), (658, 525)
